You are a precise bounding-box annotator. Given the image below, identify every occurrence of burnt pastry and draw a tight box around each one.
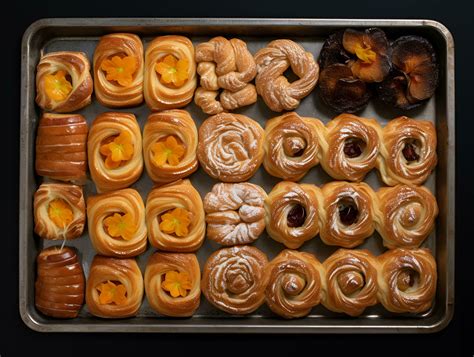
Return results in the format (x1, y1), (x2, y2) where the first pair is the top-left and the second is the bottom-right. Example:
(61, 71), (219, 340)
(35, 246), (85, 318)
(34, 183), (85, 240)
(36, 51), (92, 112)
(93, 33), (144, 107)
(204, 182), (267, 246)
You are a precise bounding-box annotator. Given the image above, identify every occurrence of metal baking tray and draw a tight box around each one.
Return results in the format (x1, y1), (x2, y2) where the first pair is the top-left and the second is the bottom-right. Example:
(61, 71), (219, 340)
(19, 18), (455, 333)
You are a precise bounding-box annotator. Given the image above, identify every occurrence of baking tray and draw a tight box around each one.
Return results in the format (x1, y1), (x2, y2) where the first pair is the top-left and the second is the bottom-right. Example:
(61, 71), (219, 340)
(19, 18), (455, 333)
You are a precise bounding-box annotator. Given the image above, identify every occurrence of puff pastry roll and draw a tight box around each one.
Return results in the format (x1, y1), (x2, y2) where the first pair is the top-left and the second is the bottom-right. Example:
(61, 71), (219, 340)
(93, 33), (144, 107)
(198, 113), (264, 182)
(144, 36), (197, 110)
(34, 183), (85, 240)
(146, 179), (205, 252)
(35, 246), (85, 318)
(201, 246), (269, 315)
(377, 248), (437, 313)
(265, 181), (320, 249)
(36, 51), (92, 112)
(35, 113), (88, 183)
(145, 252), (200, 317)
(88, 112), (143, 192)
(204, 182), (267, 246)
(265, 250), (324, 319)
(87, 189), (147, 258)
(143, 110), (198, 183)
(86, 255), (143, 318)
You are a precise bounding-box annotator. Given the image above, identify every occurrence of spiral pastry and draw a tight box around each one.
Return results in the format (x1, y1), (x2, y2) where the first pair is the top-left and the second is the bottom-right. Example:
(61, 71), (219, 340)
(197, 113), (264, 182)
(145, 252), (200, 317)
(265, 250), (325, 319)
(144, 35), (197, 110)
(88, 112), (143, 193)
(254, 39), (319, 112)
(86, 255), (143, 318)
(323, 249), (378, 316)
(377, 248), (437, 313)
(377, 116), (437, 186)
(143, 110), (198, 183)
(263, 112), (321, 181)
(201, 245), (269, 315)
(87, 188), (147, 258)
(93, 33), (144, 107)
(36, 51), (92, 112)
(145, 179), (205, 252)
(265, 181), (320, 249)
(376, 185), (438, 249)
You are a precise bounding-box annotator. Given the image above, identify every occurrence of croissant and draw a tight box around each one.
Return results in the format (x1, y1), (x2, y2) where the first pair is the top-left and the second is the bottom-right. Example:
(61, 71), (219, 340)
(93, 33), (144, 107)
(145, 252), (200, 317)
(35, 51), (92, 112)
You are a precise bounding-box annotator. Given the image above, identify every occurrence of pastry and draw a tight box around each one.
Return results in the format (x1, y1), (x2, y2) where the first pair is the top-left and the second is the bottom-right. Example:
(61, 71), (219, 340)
(265, 250), (325, 319)
(34, 183), (85, 240)
(93, 33), (144, 107)
(377, 248), (437, 313)
(146, 179), (205, 252)
(265, 181), (319, 249)
(144, 35), (197, 110)
(322, 249), (378, 316)
(35, 246), (85, 318)
(145, 252), (200, 317)
(87, 188), (147, 258)
(263, 112), (321, 181)
(35, 51), (92, 112)
(143, 110), (198, 183)
(254, 39), (319, 112)
(88, 112), (143, 192)
(194, 37), (257, 114)
(197, 113), (264, 182)
(35, 113), (88, 183)
(86, 255), (143, 318)
(201, 245), (269, 315)
(204, 182), (266, 246)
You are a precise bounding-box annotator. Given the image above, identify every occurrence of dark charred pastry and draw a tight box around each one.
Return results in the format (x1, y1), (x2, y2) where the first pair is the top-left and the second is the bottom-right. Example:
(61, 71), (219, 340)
(319, 30), (351, 69)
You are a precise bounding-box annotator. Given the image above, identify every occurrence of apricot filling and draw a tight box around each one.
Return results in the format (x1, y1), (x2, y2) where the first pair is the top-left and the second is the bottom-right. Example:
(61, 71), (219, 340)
(44, 70), (72, 101)
(103, 212), (136, 241)
(96, 280), (127, 305)
(48, 198), (74, 228)
(397, 269), (418, 291)
(150, 136), (185, 167)
(155, 55), (189, 87)
(99, 131), (134, 169)
(100, 55), (137, 87)
(159, 207), (191, 237)
(161, 271), (192, 298)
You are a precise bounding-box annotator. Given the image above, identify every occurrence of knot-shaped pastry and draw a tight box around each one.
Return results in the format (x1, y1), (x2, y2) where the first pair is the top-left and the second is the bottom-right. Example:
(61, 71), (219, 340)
(204, 182), (267, 246)
(254, 39), (319, 112)
(201, 245), (269, 315)
(194, 37), (257, 114)
(197, 113), (264, 182)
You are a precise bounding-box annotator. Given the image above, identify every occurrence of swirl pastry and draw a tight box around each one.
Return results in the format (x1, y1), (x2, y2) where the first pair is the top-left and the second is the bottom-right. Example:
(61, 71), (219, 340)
(201, 245), (269, 315)
(197, 113), (264, 182)
(35, 246), (85, 318)
(86, 255), (143, 318)
(144, 35), (197, 110)
(35, 113), (88, 183)
(34, 183), (85, 240)
(87, 188), (147, 258)
(194, 37), (257, 114)
(36, 51), (92, 112)
(265, 250), (325, 319)
(93, 33), (144, 107)
(143, 110), (198, 183)
(376, 185), (438, 249)
(323, 249), (378, 316)
(265, 181), (320, 249)
(377, 116), (437, 186)
(254, 39), (319, 112)
(88, 112), (143, 192)
(263, 112), (321, 181)
(204, 182), (267, 246)
(146, 179), (205, 252)
(145, 252), (200, 317)
(377, 248), (437, 313)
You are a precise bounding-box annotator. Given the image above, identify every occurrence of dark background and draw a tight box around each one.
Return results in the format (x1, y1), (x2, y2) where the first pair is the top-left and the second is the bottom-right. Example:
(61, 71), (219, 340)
(5, 0), (473, 355)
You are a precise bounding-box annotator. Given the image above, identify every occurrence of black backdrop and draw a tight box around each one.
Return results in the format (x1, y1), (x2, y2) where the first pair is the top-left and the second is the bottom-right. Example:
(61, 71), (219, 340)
(5, 0), (473, 355)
